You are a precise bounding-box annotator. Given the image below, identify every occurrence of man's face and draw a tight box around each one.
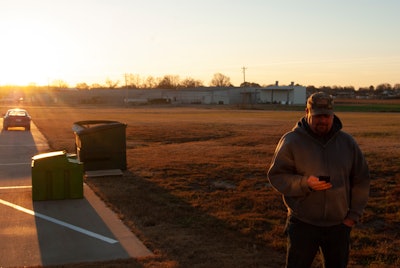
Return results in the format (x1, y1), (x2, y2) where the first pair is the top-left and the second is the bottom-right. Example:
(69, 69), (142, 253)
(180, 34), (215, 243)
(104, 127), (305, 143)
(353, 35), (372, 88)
(306, 109), (334, 136)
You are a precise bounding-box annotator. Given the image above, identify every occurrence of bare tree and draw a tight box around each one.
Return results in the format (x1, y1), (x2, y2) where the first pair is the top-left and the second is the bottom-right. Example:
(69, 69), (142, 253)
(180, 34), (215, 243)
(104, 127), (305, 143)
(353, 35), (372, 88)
(210, 73), (232, 87)
(76, 82), (90, 90)
(181, 77), (204, 88)
(157, 75), (180, 89)
(52, 79), (69, 89)
(240, 81), (261, 88)
(124, 73), (142, 88)
(105, 78), (119, 89)
(376, 83), (392, 93)
(143, 76), (157, 88)
(91, 83), (103, 89)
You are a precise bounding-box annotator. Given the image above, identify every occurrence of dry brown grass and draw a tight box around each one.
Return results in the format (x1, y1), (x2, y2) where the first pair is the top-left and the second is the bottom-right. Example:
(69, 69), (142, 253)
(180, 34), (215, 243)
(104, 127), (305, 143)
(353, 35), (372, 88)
(25, 105), (400, 268)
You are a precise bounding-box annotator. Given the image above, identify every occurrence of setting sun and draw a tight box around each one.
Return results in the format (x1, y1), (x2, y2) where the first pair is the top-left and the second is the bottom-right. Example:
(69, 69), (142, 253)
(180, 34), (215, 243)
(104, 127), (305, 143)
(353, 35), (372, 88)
(0, 18), (64, 85)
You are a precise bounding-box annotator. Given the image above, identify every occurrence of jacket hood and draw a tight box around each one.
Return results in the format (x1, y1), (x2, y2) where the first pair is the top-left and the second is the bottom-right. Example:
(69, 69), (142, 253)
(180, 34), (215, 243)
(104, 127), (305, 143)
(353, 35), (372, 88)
(295, 115), (343, 144)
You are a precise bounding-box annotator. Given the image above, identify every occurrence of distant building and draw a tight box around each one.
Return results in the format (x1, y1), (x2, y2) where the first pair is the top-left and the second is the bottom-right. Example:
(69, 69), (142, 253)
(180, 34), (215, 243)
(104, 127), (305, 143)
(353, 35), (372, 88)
(28, 82), (306, 106)
(258, 81), (306, 105)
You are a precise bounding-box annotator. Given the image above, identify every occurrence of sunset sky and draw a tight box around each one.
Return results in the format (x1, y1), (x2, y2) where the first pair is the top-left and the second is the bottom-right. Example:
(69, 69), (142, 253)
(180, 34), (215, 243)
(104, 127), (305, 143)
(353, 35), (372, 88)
(1, 0), (399, 88)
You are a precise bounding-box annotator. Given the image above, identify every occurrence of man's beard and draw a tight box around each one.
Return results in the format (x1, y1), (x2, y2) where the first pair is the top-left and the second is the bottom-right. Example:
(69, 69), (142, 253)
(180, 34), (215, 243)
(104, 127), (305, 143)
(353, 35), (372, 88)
(315, 124), (330, 135)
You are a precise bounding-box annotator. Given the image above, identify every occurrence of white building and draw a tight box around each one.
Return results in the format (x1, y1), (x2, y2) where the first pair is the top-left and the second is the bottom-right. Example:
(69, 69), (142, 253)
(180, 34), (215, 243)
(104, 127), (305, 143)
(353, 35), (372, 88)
(258, 82), (306, 105)
(163, 83), (306, 105)
(43, 82), (306, 106)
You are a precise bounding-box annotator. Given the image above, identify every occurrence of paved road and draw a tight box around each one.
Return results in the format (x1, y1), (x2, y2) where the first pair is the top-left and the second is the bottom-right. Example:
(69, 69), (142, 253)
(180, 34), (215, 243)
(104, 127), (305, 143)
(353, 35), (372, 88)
(0, 122), (152, 267)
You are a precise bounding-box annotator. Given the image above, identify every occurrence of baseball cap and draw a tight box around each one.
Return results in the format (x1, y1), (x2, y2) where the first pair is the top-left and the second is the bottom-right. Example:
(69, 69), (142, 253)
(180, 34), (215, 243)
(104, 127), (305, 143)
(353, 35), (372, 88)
(307, 92), (334, 115)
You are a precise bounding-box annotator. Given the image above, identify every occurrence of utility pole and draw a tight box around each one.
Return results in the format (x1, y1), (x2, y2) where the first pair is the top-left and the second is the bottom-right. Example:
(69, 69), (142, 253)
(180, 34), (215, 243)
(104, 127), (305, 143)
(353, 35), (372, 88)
(124, 73), (128, 102)
(124, 73), (128, 87)
(241, 66), (247, 84)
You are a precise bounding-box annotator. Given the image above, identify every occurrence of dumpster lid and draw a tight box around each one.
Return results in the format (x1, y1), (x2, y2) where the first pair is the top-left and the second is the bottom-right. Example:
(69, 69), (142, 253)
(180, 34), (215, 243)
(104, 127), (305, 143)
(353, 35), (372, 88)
(32, 150), (66, 160)
(72, 120), (126, 134)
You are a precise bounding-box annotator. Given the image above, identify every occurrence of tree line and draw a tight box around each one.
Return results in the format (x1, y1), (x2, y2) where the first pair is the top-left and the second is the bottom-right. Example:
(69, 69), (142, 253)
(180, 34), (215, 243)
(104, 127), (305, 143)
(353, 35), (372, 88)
(74, 73), (235, 90)
(1, 72), (400, 99)
(307, 83), (400, 98)
(74, 73), (400, 97)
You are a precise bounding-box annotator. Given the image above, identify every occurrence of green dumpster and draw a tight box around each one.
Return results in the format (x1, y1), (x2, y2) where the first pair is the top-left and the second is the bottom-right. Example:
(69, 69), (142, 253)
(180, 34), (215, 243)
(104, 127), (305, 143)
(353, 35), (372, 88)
(31, 151), (84, 201)
(72, 120), (127, 171)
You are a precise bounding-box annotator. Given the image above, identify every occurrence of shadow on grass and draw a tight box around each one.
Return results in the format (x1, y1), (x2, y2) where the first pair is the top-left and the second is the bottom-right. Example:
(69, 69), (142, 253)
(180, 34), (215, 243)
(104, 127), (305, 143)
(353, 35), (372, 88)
(84, 170), (285, 268)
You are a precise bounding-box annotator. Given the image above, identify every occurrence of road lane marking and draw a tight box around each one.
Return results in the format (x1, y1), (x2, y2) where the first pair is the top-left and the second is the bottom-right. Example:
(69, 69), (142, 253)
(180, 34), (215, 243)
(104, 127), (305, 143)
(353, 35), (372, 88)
(0, 144), (49, 147)
(0, 198), (119, 244)
(0, 186), (32, 189)
(0, 162), (31, 165)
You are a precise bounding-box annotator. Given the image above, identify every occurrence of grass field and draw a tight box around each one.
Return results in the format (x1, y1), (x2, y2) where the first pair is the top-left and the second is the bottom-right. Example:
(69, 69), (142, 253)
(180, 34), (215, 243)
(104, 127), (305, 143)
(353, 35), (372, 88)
(23, 103), (400, 267)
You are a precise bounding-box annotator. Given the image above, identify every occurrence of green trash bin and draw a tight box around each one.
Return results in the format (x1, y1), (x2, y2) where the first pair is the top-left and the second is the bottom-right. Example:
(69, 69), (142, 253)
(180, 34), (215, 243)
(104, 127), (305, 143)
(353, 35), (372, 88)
(72, 120), (127, 171)
(31, 151), (84, 201)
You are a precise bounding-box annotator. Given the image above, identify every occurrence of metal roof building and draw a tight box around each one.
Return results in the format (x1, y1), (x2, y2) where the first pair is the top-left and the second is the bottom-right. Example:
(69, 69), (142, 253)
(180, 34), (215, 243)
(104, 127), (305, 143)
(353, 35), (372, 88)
(258, 82), (306, 105)
(28, 82), (306, 106)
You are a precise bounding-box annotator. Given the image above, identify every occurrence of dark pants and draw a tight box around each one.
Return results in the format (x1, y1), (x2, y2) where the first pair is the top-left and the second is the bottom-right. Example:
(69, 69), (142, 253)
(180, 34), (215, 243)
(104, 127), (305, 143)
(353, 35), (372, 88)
(285, 217), (351, 268)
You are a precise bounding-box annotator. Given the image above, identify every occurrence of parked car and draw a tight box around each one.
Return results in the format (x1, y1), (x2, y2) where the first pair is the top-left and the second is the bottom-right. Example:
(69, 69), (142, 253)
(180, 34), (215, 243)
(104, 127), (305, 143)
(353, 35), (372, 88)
(3, 108), (31, 131)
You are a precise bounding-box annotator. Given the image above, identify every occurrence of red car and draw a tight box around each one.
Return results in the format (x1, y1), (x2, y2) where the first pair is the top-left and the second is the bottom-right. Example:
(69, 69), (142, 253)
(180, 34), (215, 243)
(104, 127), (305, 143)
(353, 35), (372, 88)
(3, 108), (31, 131)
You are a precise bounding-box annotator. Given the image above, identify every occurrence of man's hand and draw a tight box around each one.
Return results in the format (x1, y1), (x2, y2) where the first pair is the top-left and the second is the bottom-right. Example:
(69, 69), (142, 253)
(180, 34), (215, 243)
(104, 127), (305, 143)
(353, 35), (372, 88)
(307, 175), (332, 191)
(343, 218), (356, 227)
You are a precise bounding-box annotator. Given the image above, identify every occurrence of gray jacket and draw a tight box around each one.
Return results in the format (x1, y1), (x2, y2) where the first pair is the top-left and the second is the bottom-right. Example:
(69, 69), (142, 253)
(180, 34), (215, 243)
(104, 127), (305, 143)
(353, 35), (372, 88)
(267, 115), (370, 226)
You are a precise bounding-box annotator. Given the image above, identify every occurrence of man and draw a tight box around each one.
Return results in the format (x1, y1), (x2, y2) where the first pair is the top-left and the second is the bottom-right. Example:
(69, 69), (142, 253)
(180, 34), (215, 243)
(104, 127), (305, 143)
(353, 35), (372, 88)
(267, 92), (370, 268)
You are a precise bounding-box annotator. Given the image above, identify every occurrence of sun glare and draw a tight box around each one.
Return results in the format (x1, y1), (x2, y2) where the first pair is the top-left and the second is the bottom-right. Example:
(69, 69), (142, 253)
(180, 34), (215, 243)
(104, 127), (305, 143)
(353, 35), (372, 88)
(0, 19), (66, 86)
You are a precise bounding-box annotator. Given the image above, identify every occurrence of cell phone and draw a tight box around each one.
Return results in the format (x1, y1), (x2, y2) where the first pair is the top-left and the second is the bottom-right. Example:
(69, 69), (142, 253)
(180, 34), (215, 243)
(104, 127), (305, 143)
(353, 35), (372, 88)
(318, 176), (331, 183)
